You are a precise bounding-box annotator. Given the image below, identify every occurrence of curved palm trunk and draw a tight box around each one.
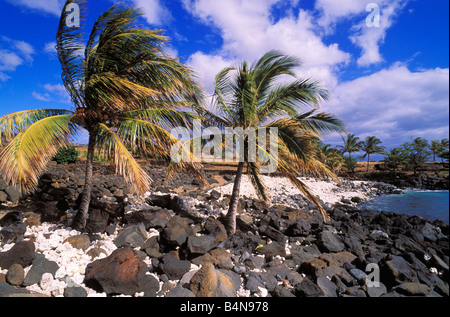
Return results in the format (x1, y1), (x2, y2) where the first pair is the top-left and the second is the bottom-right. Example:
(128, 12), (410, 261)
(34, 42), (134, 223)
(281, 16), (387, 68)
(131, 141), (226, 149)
(223, 161), (245, 236)
(71, 129), (97, 230)
(366, 153), (370, 172)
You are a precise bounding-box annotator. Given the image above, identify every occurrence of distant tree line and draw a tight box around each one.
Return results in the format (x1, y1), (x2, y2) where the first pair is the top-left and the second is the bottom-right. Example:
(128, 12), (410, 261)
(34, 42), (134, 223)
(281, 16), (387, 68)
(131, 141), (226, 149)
(316, 134), (449, 174)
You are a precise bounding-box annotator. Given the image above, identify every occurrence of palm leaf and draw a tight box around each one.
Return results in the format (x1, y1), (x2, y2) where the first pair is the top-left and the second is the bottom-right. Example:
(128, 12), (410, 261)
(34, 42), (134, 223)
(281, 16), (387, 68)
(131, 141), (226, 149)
(247, 161), (270, 204)
(122, 108), (198, 131)
(254, 137), (332, 222)
(281, 169), (331, 223)
(0, 115), (75, 193)
(259, 79), (329, 120)
(0, 109), (73, 142)
(96, 123), (151, 195)
(85, 72), (160, 112)
(83, 4), (204, 109)
(116, 117), (179, 155)
(56, 0), (87, 108)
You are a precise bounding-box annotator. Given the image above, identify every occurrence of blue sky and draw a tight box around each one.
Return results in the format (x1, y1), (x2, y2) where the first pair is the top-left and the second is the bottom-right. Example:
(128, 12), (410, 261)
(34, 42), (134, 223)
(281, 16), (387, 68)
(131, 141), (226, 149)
(0, 0), (448, 158)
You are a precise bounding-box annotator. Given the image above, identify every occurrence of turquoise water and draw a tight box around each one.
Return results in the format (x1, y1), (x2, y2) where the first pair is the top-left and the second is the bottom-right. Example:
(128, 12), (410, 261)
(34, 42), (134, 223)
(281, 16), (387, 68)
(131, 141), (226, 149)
(360, 190), (449, 224)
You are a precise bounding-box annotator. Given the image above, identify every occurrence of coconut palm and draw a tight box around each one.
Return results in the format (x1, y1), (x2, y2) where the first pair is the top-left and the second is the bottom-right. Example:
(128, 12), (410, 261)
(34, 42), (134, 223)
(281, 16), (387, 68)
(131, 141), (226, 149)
(203, 51), (345, 235)
(338, 133), (363, 159)
(438, 138), (450, 163)
(431, 139), (448, 163)
(317, 143), (345, 173)
(0, 0), (204, 230)
(362, 136), (386, 172)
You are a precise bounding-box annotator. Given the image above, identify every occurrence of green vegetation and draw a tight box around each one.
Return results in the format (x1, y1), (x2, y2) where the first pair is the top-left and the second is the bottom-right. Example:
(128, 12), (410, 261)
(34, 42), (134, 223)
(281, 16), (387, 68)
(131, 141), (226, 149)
(206, 51), (345, 235)
(54, 145), (80, 164)
(0, 0), (447, 236)
(343, 156), (358, 173)
(0, 0), (204, 230)
(362, 136), (386, 172)
(338, 133), (363, 159)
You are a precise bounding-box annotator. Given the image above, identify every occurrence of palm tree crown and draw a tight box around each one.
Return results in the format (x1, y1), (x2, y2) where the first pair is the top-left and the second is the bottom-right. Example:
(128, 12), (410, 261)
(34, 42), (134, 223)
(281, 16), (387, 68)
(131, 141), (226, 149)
(362, 136), (386, 171)
(0, 0), (204, 230)
(204, 50), (346, 235)
(339, 133), (363, 158)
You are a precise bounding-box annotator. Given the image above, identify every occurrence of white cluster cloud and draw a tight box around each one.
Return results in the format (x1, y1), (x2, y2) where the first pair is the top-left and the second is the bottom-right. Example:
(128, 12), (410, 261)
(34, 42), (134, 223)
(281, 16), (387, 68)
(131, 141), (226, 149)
(6, 0), (65, 16)
(0, 36), (35, 82)
(32, 83), (71, 104)
(182, 0), (350, 93)
(131, 0), (173, 26)
(179, 0), (447, 147)
(5, 0), (449, 148)
(323, 64), (449, 148)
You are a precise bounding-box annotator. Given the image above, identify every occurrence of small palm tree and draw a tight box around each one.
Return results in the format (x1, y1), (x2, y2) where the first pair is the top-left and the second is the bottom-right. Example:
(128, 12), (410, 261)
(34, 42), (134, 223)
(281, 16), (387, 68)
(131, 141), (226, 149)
(204, 51), (345, 235)
(438, 138), (449, 163)
(0, 1), (204, 230)
(317, 143), (345, 174)
(338, 133), (363, 159)
(362, 136), (386, 172)
(431, 140), (444, 162)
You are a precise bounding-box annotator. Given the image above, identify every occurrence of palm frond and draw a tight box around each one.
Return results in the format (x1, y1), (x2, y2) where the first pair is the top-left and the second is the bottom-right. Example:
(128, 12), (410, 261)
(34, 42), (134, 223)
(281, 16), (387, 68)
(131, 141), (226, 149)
(83, 4), (204, 109)
(0, 115), (75, 193)
(252, 50), (299, 101)
(253, 138), (331, 222)
(116, 117), (179, 154)
(97, 123), (151, 195)
(280, 169), (331, 223)
(247, 161), (270, 204)
(122, 108), (198, 130)
(56, 0), (87, 107)
(0, 109), (73, 142)
(213, 66), (238, 120)
(258, 79), (329, 120)
(85, 72), (160, 112)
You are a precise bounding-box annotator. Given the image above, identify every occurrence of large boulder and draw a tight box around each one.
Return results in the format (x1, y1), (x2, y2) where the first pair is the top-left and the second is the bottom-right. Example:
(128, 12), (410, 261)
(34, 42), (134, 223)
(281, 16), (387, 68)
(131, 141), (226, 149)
(162, 216), (192, 247)
(187, 235), (217, 255)
(5, 186), (22, 204)
(114, 223), (148, 248)
(23, 256), (59, 287)
(0, 211), (26, 244)
(189, 263), (238, 297)
(125, 208), (172, 230)
(84, 247), (147, 295)
(0, 241), (36, 270)
(319, 230), (345, 253)
(381, 255), (419, 288)
(159, 252), (191, 280)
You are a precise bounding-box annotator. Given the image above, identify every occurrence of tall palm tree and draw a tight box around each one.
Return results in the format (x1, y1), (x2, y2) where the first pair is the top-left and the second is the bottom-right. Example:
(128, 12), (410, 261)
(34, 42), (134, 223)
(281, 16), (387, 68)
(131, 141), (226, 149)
(0, 0), (204, 230)
(362, 136), (386, 172)
(438, 138), (449, 163)
(339, 133), (363, 159)
(431, 140), (443, 162)
(203, 51), (345, 235)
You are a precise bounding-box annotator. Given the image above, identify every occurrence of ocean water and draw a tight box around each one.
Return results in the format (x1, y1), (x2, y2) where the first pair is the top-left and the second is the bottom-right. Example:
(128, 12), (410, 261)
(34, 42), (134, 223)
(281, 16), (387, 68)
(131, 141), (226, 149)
(360, 189), (449, 224)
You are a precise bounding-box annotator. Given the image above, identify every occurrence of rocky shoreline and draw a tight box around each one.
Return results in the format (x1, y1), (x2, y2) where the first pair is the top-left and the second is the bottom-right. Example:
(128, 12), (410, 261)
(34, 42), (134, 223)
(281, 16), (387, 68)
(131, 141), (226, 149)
(0, 162), (448, 297)
(348, 171), (449, 191)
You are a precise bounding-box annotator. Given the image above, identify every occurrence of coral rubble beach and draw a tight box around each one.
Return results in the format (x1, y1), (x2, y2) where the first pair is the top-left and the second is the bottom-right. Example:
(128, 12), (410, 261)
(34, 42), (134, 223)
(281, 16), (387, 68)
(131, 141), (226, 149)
(0, 162), (448, 298)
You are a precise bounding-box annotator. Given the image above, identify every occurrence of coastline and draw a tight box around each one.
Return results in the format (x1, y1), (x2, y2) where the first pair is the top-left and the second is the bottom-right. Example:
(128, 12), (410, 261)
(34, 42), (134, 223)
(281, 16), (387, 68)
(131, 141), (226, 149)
(0, 165), (449, 297)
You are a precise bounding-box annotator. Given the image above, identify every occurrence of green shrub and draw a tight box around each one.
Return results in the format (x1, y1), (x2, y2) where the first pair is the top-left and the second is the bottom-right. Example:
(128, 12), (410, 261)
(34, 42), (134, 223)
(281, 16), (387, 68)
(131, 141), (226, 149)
(93, 152), (109, 163)
(54, 145), (80, 164)
(343, 156), (358, 172)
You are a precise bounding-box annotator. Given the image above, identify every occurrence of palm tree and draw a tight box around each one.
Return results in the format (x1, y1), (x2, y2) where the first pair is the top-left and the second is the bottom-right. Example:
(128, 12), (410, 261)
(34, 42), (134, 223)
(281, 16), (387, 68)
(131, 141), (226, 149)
(362, 136), (386, 172)
(203, 51), (345, 235)
(317, 143), (344, 174)
(438, 138), (450, 163)
(338, 133), (363, 159)
(430, 140), (441, 162)
(0, 1), (204, 230)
